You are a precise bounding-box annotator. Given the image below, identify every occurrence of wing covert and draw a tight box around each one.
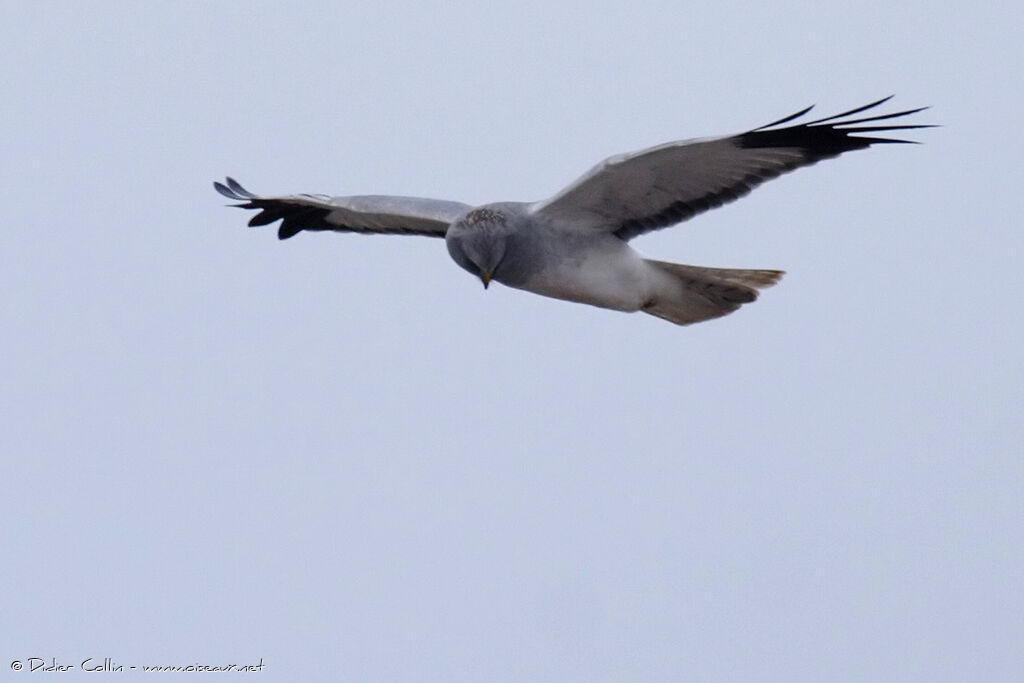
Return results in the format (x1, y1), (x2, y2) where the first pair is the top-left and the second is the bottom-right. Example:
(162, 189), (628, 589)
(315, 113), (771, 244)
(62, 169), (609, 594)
(530, 96), (934, 241)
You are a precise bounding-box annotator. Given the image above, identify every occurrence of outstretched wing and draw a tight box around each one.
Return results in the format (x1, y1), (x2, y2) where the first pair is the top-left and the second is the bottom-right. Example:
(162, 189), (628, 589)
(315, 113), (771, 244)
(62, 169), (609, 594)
(214, 177), (470, 240)
(530, 96), (934, 241)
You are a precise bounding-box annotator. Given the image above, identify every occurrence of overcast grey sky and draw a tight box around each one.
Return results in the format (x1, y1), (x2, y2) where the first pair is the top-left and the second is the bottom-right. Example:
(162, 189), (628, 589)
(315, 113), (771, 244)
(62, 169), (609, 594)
(2, 1), (1022, 681)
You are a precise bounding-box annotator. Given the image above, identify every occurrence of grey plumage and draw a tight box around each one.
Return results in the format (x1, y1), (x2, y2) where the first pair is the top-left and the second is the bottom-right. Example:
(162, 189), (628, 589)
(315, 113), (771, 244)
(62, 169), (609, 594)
(215, 97), (932, 325)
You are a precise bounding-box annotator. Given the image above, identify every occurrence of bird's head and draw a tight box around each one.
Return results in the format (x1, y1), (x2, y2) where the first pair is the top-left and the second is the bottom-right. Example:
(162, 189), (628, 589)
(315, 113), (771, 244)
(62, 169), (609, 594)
(445, 206), (513, 289)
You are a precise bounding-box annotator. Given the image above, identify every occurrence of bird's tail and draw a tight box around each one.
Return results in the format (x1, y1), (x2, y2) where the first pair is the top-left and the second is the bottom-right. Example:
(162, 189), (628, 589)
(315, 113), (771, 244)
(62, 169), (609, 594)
(641, 259), (785, 325)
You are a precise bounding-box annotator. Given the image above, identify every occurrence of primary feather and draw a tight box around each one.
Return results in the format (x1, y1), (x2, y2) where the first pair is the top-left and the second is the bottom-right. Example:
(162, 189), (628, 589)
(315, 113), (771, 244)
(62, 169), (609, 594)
(215, 97), (932, 325)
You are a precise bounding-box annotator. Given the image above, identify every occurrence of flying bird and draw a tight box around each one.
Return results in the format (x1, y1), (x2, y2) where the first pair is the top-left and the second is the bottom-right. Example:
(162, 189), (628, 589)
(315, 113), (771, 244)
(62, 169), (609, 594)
(215, 96), (932, 325)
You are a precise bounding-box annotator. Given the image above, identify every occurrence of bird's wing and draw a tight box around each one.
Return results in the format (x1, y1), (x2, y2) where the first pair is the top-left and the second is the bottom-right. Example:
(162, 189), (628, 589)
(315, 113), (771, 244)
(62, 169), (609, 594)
(529, 97), (934, 241)
(214, 177), (469, 240)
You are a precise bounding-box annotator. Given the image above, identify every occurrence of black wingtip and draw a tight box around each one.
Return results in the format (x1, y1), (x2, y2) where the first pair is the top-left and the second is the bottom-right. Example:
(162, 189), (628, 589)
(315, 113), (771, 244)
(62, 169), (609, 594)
(754, 104), (816, 131)
(278, 224), (302, 240)
(741, 97), (935, 157)
(802, 95), (895, 126)
(247, 210), (283, 227)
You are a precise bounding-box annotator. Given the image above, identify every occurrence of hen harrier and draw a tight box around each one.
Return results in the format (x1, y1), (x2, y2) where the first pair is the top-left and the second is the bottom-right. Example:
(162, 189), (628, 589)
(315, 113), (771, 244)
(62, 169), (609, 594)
(215, 96), (931, 325)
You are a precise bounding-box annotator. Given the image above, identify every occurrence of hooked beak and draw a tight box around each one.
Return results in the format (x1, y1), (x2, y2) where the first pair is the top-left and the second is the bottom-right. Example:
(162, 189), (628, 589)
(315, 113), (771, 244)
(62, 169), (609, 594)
(480, 272), (492, 289)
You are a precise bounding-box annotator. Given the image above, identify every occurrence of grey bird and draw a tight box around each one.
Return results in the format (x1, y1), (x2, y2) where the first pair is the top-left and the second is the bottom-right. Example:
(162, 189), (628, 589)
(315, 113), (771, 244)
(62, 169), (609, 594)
(215, 96), (932, 326)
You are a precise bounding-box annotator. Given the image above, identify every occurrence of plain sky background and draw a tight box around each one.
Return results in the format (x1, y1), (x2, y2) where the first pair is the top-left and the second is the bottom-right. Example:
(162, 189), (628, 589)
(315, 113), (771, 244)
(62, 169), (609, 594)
(2, 2), (1021, 681)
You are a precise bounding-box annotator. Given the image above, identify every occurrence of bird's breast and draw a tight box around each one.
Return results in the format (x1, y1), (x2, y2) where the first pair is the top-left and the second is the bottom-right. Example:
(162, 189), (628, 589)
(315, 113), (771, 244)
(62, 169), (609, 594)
(511, 239), (652, 312)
